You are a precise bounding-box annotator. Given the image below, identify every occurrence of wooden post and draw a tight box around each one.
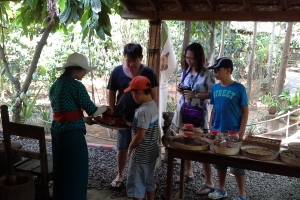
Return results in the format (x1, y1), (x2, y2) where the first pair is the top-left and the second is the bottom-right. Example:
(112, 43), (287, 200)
(147, 19), (161, 107)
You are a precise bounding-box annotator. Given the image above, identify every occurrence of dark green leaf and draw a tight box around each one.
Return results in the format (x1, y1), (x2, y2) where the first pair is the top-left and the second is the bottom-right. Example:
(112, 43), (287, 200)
(83, 0), (90, 9)
(59, 6), (71, 23)
(96, 26), (105, 40)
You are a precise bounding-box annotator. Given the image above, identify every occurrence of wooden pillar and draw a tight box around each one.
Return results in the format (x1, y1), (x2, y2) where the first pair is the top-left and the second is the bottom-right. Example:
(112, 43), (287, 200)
(147, 19), (161, 106)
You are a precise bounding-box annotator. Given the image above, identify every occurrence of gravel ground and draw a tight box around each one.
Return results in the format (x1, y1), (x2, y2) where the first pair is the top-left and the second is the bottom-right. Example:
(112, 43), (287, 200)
(7, 136), (300, 200)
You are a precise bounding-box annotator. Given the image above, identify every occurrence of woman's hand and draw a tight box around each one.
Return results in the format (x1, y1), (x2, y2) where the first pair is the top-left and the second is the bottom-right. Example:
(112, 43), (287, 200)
(183, 90), (195, 98)
(176, 85), (184, 94)
(83, 117), (96, 125)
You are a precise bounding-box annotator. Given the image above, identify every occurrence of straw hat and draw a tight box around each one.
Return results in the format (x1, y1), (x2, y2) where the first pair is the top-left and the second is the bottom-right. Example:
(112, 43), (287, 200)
(56, 52), (96, 72)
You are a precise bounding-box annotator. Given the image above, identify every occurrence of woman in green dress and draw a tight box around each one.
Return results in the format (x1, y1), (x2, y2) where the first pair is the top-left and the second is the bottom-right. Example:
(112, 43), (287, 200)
(49, 52), (110, 200)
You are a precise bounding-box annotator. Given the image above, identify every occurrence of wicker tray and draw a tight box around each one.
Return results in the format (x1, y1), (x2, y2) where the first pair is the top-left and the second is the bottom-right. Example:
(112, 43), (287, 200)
(288, 142), (300, 157)
(242, 136), (281, 151)
(280, 150), (300, 167)
(169, 135), (211, 151)
(210, 141), (241, 156)
(241, 145), (279, 161)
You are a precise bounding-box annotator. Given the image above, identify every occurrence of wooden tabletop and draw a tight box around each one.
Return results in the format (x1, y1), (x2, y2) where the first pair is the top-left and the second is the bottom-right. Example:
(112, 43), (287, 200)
(165, 146), (300, 200)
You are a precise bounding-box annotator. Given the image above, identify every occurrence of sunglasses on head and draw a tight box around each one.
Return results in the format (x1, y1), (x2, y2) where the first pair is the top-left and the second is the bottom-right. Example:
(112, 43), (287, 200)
(213, 67), (227, 72)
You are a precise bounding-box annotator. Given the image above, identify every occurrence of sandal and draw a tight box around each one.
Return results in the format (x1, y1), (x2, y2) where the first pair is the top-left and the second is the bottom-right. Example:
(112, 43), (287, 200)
(108, 180), (123, 189)
(196, 184), (214, 196)
(175, 174), (194, 184)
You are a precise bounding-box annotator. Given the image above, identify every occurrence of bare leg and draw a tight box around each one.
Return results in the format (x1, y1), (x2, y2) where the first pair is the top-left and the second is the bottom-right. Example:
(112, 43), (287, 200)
(111, 150), (127, 187)
(235, 175), (246, 198)
(196, 163), (214, 194)
(217, 169), (227, 191)
(185, 160), (193, 176)
(146, 190), (155, 200)
(176, 160), (193, 182)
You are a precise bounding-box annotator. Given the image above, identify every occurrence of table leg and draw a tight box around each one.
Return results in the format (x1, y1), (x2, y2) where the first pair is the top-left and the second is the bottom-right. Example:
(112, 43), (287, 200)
(166, 150), (174, 200)
(179, 158), (185, 199)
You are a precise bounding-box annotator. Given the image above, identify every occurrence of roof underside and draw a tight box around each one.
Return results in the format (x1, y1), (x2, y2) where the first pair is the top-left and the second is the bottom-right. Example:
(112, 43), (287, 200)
(120, 0), (300, 21)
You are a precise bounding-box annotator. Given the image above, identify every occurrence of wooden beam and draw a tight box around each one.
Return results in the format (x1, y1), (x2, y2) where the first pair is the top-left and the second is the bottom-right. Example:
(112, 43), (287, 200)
(174, 0), (187, 11)
(242, 0), (251, 11)
(122, 10), (300, 22)
(147, 0), (160, 11)
(206, 0), (217, 11)
(119, 0), (134, 12)
(281, 0), (288, 11)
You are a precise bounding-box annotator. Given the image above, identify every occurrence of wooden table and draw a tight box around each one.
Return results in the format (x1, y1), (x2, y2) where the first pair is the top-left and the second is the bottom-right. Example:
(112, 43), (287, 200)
(165, 146), (300, 200)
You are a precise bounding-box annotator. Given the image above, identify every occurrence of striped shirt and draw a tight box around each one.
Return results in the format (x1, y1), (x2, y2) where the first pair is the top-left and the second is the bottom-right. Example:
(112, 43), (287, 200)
(131, 100), (159, 164)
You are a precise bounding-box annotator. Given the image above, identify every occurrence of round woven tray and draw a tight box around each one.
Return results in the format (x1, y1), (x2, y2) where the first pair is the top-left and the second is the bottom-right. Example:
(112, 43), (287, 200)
(210, 141), (242, 156)
(241, 145), (279, 161)
(169, 135), (211, 151)
(280, 150), (300, 167)
(288, 142), (300, 157)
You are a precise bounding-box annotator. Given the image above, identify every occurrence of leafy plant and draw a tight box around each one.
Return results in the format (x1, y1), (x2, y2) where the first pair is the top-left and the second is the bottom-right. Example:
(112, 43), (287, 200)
(166, 95), (177, 112)
(261, 92), (281, 110)
(20, 87), (42, 120)
(279, 88), (291, 100)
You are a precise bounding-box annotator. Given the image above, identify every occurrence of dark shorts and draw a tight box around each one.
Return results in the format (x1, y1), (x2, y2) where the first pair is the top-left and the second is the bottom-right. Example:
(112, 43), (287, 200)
(116, 127), (132, 151)
(213, 164), (245, 176)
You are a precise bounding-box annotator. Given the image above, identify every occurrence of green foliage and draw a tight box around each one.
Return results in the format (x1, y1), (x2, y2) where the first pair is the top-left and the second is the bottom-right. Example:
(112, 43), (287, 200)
(261, 92), (281, 110)
(20, 87), (42, 120)
(166, 95), (177, 112)
(279, 88), (291, 100)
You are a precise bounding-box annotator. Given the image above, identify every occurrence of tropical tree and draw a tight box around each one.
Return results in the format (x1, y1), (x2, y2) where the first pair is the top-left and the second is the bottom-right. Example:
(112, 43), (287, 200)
(180, 21), (191, 68)
(0, 0), (123, 121)
(218, 21), (226, 59)
(274, 22), (294, 97)
(246, 22), (257, 100)
(266, 22), (275, 92)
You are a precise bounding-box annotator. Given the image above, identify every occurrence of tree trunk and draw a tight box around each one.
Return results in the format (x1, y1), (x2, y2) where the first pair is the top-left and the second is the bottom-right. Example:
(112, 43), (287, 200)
(246, 22), (257, 100)
(180, 21), (191, 69)
(207, 22), (216, 65)
(274, 22), (293, 97)
(267, 22), (275, 93)
(218, 21), (226, 58)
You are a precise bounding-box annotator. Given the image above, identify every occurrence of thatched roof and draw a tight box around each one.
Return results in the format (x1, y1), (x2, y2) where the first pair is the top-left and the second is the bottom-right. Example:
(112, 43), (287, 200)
(120, 0), (300, 21)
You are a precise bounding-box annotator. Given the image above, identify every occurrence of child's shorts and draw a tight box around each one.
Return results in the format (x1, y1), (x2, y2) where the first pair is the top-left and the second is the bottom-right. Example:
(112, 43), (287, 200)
(213, 164), (245, 176)
(116, 128), (132, 151)
(126, 158), (156, 198)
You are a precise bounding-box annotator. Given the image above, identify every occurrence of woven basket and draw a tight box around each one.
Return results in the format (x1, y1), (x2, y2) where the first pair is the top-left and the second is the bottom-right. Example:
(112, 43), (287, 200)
(241, 136), (280, 161)
(242, 136), (281, 151)
(288, 142), (300, 157)
(280, 150), (300, 167)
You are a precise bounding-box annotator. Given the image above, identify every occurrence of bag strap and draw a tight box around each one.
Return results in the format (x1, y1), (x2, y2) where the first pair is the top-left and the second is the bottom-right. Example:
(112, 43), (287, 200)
(116, 65), (146, 107)
(181, 67), (191, 84)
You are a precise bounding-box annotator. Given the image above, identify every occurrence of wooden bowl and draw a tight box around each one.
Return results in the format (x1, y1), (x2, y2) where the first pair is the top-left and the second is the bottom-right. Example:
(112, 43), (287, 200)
(169, 135), (211, 151)
(210, 141), (241, 156)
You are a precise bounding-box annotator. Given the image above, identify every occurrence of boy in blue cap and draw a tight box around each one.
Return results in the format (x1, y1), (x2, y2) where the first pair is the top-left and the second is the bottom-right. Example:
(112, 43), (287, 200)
(207, 57), (249, 200)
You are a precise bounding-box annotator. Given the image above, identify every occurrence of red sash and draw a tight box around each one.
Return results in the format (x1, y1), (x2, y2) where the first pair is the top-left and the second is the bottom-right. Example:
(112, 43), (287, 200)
(53, 110), (83, 122)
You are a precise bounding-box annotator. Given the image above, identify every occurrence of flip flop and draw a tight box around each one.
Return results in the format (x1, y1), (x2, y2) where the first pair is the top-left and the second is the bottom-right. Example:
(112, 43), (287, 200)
(175, 175), (194, 184)
(196, 184), (214, 196)
(109, 180), (123, 189)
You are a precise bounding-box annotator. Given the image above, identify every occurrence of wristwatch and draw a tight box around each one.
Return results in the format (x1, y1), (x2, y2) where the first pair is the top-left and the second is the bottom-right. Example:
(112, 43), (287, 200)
(195, 93), (199, 98)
